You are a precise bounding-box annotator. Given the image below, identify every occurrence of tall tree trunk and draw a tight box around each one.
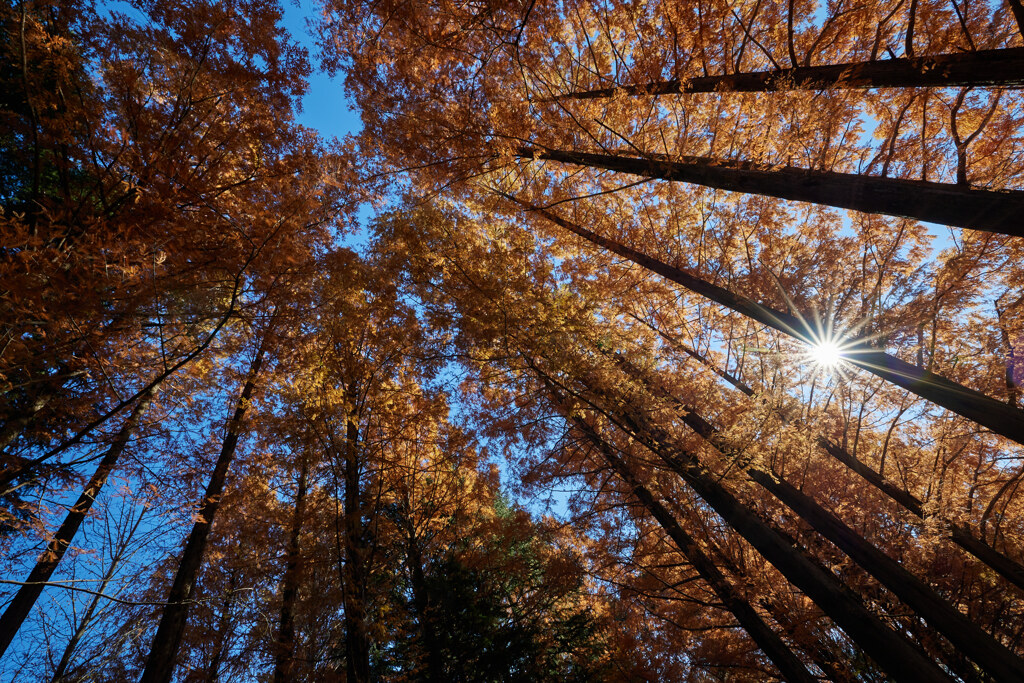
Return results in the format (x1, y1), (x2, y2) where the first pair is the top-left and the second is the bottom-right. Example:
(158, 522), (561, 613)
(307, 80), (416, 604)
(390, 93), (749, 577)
(612, 344), (1024, 591)
(572, 414), (818, 683)
(342, 412), (371, 683)
(140, 326), (272, 683)
(529, 364), (952, 683)
(593, 354), (1024, 682)
(205, 570), (238, 683)
(514, 147), (1024, 237)
(405, 526), (445, 682)
(0, 390), (153, 657)
(271, 457), (309, 683)
(548, 47), (1024, 100)
(1010, 0), (1024, 38)
(510, 199), (1024, 445)
(817, 437), (1024, 592)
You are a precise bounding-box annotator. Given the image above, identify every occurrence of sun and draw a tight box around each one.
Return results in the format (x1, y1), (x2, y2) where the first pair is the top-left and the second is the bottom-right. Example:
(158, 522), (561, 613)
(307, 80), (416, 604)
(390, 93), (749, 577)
(810, 339), (844, 368)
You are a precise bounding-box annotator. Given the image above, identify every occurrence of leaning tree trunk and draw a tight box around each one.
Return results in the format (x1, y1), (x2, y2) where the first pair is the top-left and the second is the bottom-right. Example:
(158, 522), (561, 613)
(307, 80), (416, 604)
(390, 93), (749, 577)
(587, 355), (1024, 683)
(528, 362), (952, 683)
(513, 147), (1024, 237)
(507, 198), (1024, 446)
(271, 457), (309, 683)
(571, 413), (818, 683)
(140, 325), (272, 683)
(548, 47), (1024, 99)
(0, 389), (153, 657)
(612, 344), (1024, 592)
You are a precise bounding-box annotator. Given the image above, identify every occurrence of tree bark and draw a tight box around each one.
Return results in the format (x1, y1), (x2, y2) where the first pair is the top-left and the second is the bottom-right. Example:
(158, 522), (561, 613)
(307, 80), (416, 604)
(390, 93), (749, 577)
(271, 458), (309, 683)
(514, 147), (1024, 238)
(595, 354), (1024, 682)
(0, 390), (152, 658)
(548, 47), (1024, 100)
(510, 198), (1024, 446)
(140, 326), (272, 683)
(611, 345), (1024, 591)
(405, 526), (445, 682)
(573, 415), (818, 683)
(343, 412), (371, 683)
(531, 365), (953, 683)
(598, 349), (1024, 680)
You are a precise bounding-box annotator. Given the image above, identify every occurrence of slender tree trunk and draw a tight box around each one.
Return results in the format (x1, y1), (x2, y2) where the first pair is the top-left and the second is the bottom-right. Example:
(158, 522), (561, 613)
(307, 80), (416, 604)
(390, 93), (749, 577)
(510, 199), (1024, 445)
(1009, 0), (1024, 38)
(612, 345), (1024, 591)
(405, 528), (445, 682)
(573, 415), (818, 683)
(759, 599), (859, 683)
(342, 412), (371, 683)
(817, 437), (1024, 591)
(0, 390), (153, 657)
(597, 355), (1024, 682)
(271, 458), (309, 683)
(744, 468), (1024, 683)
(530, 364), (952, 683)
(1, 293), (240, 496)
(141, 327), (272, 683)
(548, 47), (1024, 100)
(514, 147), (1024, 237)
(205, 570), (238, 683)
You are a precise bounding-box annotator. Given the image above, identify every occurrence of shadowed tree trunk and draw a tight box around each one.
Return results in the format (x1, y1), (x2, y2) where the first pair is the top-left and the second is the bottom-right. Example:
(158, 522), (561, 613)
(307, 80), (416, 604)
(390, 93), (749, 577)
(548, 47), (1024, 100)
(570, 413), (819, 683)
(506, 198), (1024, 446)
(528, 362), (953, 683)
(271, 456), (309, 683)
(342, 409), (371, 683)
(0, 390), (153, 657)
(513, 147), (1024, 237)
(594, 353), (1024, 683)
(205, 570), (238, 683)
(612, 344), (1024, 591)
(141, 323), (273, 683)
(404, 524), (445, 682)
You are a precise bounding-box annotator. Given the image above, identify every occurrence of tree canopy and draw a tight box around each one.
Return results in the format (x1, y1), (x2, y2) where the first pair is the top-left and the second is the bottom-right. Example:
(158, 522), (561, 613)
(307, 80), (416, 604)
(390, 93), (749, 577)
(2, 1), (1024, 681)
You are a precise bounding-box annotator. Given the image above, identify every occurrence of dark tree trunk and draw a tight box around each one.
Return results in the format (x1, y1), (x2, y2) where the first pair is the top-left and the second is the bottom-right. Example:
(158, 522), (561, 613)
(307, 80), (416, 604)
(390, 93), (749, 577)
(205, 570), (238, 683)
(1, 297), (239, 496)
(510, 199), (1024, 445)
(405, 528), (445, 682)
(1010, 0), (1024, 38)
(548, 47), (1024, 100)
(271, 458), (309, 683)
(573, 415), (818, 683)
(343, 413), (371, 683)
(0, 390), (152, 657)
(529, 364), (952, 683)
(744, 468), (1024, 683)
(612, 345), (1024, 591)
(514, 147), (1024, 237)
(597, 353), (1024, 682)
(140, 327), (272, 683)
(818, 438), (1024, 592)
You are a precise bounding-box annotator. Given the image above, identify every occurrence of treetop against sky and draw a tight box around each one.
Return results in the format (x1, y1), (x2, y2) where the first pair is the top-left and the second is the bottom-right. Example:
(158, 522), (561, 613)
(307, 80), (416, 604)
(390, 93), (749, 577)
(2, 1), (1024, 681)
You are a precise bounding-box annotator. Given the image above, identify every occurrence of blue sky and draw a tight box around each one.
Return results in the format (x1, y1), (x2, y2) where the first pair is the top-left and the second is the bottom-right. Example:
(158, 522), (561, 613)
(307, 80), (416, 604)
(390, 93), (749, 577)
(281, 0), (361, 140)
